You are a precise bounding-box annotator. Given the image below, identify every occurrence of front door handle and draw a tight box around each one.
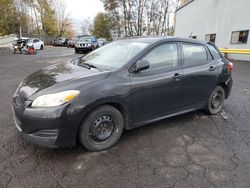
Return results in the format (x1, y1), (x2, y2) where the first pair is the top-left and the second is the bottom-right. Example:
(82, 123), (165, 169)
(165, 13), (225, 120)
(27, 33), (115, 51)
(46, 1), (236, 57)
(209, 66), (217, 71)
(173, 73), (183, 80)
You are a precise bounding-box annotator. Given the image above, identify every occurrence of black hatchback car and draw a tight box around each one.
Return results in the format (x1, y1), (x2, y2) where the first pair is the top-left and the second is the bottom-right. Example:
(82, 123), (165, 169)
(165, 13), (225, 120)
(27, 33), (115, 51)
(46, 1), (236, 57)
(12, 37), (233, 151)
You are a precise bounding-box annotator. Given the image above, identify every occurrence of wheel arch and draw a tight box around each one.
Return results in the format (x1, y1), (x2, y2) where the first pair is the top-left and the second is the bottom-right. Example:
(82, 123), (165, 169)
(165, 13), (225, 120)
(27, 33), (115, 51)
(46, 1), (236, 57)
(104, 102), (130, 129)
(218, 82), (229, 99)
(74, 100), (131, 146)
(77, 100), (131, 135)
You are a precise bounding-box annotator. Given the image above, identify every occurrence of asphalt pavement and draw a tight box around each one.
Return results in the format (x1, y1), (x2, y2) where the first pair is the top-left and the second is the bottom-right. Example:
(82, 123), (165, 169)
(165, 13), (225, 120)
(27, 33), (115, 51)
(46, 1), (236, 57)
(0, 47), (250, 188)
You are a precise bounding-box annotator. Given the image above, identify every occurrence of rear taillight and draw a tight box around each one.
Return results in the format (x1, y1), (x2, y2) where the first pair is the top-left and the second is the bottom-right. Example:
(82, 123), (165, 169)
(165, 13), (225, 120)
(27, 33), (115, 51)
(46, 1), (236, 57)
(227, 62), (233, 73)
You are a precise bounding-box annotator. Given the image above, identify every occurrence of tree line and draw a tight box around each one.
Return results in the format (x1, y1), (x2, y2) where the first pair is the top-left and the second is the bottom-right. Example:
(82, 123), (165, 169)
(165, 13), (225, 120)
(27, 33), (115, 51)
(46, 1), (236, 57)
(1, 0), (188, 40)
(0, 0), (74, 38)
(82, 0), (187, 40)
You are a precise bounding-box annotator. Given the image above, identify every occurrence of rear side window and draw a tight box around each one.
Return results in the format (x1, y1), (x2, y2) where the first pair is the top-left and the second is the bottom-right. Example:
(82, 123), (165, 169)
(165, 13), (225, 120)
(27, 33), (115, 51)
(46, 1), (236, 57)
(182, 43), (208, 66)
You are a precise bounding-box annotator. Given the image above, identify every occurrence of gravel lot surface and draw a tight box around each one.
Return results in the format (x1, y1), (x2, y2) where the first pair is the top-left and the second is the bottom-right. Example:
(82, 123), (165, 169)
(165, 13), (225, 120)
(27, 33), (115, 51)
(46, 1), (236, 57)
(0, 47), (250, 188)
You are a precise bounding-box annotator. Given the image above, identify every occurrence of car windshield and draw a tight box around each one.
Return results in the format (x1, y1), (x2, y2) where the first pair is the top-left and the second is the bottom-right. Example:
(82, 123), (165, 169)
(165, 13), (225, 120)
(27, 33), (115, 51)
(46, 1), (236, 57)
(98, 38), (106, 41)
(79, 36), (92, 42)
(79, 40), (148, 69)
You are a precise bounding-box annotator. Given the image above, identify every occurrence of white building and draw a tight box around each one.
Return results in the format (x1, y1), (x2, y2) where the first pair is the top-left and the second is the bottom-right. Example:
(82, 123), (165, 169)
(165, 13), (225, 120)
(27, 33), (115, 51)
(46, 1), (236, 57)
(175, 0), (250, 61)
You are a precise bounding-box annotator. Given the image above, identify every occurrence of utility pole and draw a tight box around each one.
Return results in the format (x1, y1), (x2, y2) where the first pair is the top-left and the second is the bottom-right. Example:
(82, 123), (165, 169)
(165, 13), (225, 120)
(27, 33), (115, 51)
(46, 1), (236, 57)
(19, 26), (22, 38)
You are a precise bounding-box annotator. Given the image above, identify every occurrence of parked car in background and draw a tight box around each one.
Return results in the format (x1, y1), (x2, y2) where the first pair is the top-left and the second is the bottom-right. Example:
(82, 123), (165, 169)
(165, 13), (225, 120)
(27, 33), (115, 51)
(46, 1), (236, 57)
(75, 35), (99, 53)
(53, 37), (68, 47)
(67, 38), (77, 48)
(9, 37), (29, 53)
(12, 37), (233, 151)
(27, 38), (44, 50)
(97, 38), (108, 47)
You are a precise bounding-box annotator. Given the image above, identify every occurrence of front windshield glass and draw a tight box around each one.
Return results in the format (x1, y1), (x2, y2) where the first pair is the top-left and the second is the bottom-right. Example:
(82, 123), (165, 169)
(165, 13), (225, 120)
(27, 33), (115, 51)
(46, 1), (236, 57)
(79, 36), (92, 42)
(79, 40), (148, 69)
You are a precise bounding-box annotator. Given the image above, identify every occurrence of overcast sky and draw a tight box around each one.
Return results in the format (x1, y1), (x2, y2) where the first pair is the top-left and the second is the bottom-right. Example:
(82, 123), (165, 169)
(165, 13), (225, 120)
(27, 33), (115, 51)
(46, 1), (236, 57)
(64, 0), (104, 34)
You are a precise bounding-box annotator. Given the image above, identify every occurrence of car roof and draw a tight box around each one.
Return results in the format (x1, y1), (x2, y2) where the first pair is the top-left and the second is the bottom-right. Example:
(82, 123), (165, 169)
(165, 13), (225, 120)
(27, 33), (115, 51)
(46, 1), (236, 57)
(20, 37), (29, 40)
(118, 36), (208, 45)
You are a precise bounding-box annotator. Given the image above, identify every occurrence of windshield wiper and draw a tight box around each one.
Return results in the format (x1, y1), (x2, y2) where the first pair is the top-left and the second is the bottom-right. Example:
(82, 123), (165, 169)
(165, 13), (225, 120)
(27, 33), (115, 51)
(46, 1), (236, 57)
(78, 63), (91, 69)
(78, 62), (102, 71)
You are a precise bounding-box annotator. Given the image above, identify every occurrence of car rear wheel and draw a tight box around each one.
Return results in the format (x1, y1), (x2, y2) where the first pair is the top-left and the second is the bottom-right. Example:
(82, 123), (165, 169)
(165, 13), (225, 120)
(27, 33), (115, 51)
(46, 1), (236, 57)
(206, 86), (225, 115)
(79, 105), (124, 151)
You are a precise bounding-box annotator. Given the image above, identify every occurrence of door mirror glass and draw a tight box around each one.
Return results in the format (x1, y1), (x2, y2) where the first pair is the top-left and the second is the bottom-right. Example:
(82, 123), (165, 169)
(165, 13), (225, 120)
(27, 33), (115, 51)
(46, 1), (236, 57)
(134, 60), (150, 72)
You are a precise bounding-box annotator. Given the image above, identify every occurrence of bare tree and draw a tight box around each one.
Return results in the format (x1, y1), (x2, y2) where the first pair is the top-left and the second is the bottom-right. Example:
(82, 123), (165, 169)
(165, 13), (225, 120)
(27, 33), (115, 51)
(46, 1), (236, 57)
(53, 0), (73, 37)
(80, 17), (93, 35)
(102, 0), (180, 37)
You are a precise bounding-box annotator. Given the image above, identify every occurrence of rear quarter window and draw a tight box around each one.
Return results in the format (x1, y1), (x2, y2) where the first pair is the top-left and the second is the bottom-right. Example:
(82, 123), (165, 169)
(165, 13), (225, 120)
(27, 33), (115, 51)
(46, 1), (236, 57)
(207, 44), (222, 60)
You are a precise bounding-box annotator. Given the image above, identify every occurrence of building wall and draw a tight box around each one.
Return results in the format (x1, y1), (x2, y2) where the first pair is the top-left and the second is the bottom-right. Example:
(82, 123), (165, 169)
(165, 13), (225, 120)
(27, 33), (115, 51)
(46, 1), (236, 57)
(175, 0), (250, 61)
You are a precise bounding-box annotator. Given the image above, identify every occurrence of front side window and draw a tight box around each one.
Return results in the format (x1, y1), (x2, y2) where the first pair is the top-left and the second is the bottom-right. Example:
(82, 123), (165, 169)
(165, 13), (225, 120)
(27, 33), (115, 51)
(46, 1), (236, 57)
(231, 30), (249, 44)
(142, 43), (178, 71)
(182, 43), (208, 66)
(205, 34), (216, 43)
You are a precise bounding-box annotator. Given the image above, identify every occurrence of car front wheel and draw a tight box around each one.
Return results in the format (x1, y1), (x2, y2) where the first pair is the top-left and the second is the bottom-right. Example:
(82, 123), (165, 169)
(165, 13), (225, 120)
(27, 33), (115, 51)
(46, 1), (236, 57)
(40, 45), (43, 50)
(79, 105), (124, 151)
(206, 86), (225, 115)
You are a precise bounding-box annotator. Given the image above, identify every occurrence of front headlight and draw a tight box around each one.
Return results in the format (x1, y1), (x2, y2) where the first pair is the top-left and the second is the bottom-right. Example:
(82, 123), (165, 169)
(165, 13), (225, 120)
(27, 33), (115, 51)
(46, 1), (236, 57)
(87, 43), (92, 47)
(31, 90), (80, 108)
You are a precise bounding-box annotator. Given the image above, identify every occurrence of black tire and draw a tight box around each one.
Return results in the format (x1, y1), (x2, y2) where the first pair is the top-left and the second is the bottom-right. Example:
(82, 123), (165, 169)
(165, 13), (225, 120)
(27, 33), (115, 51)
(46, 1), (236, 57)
(79, 105), (124, 151)
(40, 45), (43, 50)
(206, 86), (225, 115)
(75, 49), (79, 53)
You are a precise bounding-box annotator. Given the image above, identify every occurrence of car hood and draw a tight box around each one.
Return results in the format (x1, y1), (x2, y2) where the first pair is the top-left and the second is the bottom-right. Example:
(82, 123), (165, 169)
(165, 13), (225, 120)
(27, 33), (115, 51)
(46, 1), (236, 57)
(18, 61), (110, 99)
(77, 40), (91, 44)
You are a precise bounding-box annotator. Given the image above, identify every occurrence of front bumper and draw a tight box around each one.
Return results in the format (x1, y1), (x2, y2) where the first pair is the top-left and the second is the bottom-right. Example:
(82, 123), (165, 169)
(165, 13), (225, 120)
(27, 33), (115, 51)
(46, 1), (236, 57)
(12, 102), (82, 148)
(20, 130), (58, 148)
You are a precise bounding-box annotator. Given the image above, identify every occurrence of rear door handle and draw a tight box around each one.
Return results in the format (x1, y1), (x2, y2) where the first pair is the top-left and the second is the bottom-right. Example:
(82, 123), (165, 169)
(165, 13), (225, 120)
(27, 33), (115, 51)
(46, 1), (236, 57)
(209, 66), (217, 71)
(173, 73), (183, 80)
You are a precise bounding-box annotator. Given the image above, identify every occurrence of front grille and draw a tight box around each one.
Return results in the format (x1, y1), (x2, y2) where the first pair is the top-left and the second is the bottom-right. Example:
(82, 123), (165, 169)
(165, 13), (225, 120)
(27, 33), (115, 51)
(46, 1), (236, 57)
(14, 94), (27, 108)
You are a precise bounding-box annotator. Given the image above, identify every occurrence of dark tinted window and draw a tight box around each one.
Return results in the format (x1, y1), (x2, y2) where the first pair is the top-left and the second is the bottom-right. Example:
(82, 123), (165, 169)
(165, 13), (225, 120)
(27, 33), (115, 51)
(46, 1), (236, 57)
(33, 39), (39, 43)
(231, 30), (249, 44)
(182, 43), (208, 66)
(205, 34), (216, 43)
(142, 43), (178, 71)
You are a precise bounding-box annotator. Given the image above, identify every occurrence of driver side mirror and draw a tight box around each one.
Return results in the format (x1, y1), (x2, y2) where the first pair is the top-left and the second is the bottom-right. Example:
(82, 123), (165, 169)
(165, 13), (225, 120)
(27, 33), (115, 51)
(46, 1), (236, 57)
(133, 60), (150, 73)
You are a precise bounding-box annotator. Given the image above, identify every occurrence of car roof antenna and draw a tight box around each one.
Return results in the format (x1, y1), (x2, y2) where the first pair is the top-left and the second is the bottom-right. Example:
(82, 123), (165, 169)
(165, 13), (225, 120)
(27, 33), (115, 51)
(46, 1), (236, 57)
(189, 32), (193, 38)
